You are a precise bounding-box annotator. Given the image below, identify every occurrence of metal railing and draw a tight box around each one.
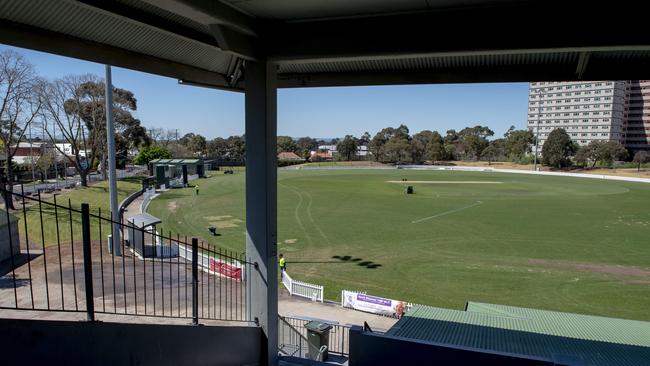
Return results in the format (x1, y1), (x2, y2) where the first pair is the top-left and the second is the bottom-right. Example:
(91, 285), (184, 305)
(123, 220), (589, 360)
(278, 315), (308, 358)
(0, 187), (252, 323)
(281, 315), (351, 356)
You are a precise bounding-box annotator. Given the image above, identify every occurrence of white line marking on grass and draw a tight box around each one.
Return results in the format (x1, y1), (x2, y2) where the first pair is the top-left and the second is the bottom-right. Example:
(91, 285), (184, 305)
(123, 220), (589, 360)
(411, 201), (483, 224)
(305, 191), (332, 245)
(279, 182), (313, 245)
(387, 181), (502, 184)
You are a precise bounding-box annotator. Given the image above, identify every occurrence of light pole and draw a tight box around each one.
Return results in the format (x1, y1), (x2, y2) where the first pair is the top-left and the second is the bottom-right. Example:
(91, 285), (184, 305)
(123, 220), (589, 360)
(105, 65), (121, 256)
(29, 122), (36, 191)
(533, 87), (544, 171)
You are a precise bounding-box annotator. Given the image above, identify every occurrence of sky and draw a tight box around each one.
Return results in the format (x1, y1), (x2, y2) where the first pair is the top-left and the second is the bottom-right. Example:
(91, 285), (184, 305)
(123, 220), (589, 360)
(1, 44), (530, 140)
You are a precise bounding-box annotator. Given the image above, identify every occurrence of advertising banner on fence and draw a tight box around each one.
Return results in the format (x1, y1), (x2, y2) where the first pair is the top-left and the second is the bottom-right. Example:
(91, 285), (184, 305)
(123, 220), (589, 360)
(209, 258), (242, 280)
(342, 290), (406, 318)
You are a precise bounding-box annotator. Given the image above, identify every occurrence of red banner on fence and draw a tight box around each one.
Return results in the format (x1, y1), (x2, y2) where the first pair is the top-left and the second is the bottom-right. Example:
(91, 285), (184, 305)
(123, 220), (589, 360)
(209, 258), (242, 280)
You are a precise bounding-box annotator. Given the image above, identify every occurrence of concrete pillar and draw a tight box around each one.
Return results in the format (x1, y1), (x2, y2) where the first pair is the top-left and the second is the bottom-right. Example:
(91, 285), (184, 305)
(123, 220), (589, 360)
(244, 60), (278, 365)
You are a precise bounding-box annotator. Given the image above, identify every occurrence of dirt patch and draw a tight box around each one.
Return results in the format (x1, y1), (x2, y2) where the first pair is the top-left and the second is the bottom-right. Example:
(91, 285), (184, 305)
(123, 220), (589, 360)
(167, 201), (178, 212)
(529, 259), (650, 279)
(284, 239), (297, 244)
(209, 218), (243, 229)
(204, 215), (232, 221)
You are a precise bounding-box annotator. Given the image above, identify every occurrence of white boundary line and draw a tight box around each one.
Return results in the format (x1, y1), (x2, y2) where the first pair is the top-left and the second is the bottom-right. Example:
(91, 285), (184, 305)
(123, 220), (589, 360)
(411, 201), (483, 224)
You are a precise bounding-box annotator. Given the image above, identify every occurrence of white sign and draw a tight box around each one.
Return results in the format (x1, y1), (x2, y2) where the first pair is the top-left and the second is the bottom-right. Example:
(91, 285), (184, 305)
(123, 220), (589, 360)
(341, 290), (406, 318)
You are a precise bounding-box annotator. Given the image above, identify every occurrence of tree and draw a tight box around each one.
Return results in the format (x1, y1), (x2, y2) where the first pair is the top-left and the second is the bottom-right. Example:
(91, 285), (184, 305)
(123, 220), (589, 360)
(541, 129), (576, 168)
(167, 142), (190, 158)
(444, 129), (459, 144)
(370, 125), (411, 163)
(134, 145), (172, 165)
(458, 125), (494, 160)
(504, 129), (534, 161)
(481, 144), (499, 165)
(425, 132), (445, 163)
(296, 137), (318, 158)
(369, 128), (392, 161)
(358, 132), (371, 146)
(35, 148), (56, 182)
(1, 50), (43, 208)
(43, 75), (150, 184)
(593, 141), (627, 167)
(148, 127), (178, 147)
(186, 134), (207, 156)
(411, 130), (443, 164)
(336, 135), (358, 161)
(574, 144), (592, 167)
(178, 133), (196, 147)
(207, 137), (229, 158)
(633, 150), (649, 171)
(40, 75), (95, 186)
(226, 135), (245, 161)
(576, 141), (627, 168)
(410, 130), (430, 164)
(277, 136), (297, 153)
(382, 138), (412, 163)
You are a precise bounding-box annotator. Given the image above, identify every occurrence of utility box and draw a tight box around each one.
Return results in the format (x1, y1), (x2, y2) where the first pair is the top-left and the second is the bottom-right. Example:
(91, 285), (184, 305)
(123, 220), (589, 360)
(304, 320), (332, 361)
(406, 185), (414, 194)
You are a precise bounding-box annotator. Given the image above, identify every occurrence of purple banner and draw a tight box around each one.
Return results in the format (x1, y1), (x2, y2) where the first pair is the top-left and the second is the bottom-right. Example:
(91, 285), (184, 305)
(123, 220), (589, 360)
(357, 293), (391, 306)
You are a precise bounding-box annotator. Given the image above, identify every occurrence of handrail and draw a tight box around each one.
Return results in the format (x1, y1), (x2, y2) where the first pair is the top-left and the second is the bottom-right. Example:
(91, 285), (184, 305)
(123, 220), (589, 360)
(278, 315), (308, 358)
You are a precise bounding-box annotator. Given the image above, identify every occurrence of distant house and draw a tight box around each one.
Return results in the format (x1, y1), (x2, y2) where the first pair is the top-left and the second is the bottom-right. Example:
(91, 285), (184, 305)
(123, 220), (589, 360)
(54, 143), (90, 158)
(317, 144), (338, 154)
(314, 144), (369, 158)
(10, 142), (56, 165)
(277, 151), (304, 162)
(309, 151), (333, 161)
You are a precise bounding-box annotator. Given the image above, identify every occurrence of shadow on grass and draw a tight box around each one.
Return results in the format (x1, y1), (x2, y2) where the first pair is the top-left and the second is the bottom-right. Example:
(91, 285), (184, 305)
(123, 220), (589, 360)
(288, 255), (382, 269)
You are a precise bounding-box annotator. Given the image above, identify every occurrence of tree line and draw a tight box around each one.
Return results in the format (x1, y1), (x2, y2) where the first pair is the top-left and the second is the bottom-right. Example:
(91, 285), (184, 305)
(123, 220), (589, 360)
(540, 129), (648, 170)
(1, 49), (150, 210)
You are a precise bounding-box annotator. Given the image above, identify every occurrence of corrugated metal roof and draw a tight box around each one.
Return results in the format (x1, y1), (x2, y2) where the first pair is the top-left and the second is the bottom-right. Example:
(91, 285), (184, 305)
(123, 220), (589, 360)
(223, 0), (432, 20)
(0, 0), (232, 74)
(277, 52), (580, 74)
(116, 0), (212, 35)
(150, 159), (202, 164)
(464, 302), (650, 347)
(387, 303), (650, 366)
(128, 213), (161, 228)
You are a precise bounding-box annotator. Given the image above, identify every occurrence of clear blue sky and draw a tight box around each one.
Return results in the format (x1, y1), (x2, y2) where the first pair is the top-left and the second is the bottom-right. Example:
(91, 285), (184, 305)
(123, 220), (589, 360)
(1, 44), (530, 139)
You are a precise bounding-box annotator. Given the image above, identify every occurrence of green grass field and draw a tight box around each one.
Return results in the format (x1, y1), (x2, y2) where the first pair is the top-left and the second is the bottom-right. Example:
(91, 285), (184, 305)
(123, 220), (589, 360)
(148, 169), (650, 321)
(16, 177), (144, 246)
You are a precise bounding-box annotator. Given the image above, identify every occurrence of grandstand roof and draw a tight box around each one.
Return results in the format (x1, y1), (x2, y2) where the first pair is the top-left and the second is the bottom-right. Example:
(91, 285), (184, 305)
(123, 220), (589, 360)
(387, 302), (650, 365)
(1, 0), (649, 91)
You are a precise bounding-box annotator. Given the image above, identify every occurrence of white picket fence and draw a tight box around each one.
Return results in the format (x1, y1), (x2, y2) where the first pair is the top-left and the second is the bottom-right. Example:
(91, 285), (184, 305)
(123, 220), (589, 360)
(281, 271), (324, 302)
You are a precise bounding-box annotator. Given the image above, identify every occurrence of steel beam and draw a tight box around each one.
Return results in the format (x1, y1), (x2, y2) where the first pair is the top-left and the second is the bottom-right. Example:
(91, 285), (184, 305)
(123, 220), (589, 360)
(142, 0), (257, 36)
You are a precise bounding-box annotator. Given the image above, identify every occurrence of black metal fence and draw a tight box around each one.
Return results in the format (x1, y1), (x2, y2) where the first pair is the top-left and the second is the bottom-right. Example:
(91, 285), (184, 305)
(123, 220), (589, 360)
(0, 187), (252, 323)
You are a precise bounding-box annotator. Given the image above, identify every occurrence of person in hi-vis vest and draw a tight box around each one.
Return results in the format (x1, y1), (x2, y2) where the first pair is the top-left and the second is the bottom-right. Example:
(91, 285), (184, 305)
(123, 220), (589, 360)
(279, 253), (286, 279)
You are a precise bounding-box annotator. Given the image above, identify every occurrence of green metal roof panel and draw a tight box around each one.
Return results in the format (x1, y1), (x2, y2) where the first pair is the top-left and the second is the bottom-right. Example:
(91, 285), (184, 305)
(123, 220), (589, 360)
(464, 302), (650, 347)
(387, 303), (650, 366)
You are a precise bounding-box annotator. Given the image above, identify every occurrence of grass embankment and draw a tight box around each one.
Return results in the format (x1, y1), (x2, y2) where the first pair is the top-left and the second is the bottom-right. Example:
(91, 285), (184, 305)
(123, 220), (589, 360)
(148, 170), (650, 321)
(15, 177), (144, 247)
